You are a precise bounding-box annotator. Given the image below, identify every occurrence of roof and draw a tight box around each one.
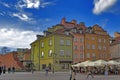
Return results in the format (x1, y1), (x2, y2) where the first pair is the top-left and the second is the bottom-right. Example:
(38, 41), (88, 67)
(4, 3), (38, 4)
(0, 52), (24, 69)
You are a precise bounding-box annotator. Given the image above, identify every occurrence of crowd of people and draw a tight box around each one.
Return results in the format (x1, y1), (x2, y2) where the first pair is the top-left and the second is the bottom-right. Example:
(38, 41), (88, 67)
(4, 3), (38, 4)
(69, 65), (120, 80)
(0, 66), (15, 75)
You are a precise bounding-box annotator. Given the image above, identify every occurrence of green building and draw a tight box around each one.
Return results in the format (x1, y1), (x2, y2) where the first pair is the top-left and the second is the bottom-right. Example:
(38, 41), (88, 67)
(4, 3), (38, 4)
(31, 25), (73, 71)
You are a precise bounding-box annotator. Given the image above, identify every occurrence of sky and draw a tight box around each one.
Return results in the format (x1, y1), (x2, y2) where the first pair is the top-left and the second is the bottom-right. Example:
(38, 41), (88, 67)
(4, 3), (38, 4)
(0, 0), (120, 48)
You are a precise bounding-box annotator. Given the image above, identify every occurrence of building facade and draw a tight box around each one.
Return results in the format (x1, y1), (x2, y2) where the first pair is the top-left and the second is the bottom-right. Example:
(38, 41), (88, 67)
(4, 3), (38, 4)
(84, 25), (110, 61)
(31, 18), (111, 70)
(61, 18), (86, 63)
(110, 32), (120, 62)
(61, 18), (110, 62)
(31, 25), (73, 71)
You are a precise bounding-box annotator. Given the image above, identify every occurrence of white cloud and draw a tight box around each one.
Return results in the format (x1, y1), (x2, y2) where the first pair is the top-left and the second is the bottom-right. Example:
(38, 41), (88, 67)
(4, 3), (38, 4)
(0, 1), (10, 8)
(0, 28), (43, 48)
(13, 13), (31, 21)
(40, 2), (53, 8)
(17, 0), (53, 9)
(17, 0), (40, 9)
(93, 0), (117, 15)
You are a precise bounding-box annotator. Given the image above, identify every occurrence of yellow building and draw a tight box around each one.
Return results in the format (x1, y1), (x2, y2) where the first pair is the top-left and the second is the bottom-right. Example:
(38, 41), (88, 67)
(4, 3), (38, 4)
(31, 25), (73, 71)
(84, 25), (110, 61)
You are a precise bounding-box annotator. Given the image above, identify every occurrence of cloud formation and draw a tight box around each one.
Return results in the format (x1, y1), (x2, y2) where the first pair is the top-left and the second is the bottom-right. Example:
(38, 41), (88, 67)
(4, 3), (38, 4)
(93, 0), (117, 15)
(0, 28), (43, 48)
(18, 0), (40, 9)
(13, 13), (31, 21)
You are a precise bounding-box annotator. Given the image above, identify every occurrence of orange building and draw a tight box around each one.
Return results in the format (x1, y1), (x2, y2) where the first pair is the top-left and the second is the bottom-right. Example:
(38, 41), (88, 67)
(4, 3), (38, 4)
(0, 52), (24, 70)
(110, 32), (120, 61)
(61, 18), (86, 63)
(84, 25), (110, 61)
(61, 18), (110, 63)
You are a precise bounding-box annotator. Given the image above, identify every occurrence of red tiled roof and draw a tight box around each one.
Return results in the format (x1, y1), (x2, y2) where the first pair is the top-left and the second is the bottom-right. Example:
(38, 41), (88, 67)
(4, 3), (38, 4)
(0, 52), (24, 70)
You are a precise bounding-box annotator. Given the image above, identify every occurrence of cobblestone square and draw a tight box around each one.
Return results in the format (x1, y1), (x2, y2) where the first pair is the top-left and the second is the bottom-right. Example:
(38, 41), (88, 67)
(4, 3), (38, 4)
(0, 72), (120, 80)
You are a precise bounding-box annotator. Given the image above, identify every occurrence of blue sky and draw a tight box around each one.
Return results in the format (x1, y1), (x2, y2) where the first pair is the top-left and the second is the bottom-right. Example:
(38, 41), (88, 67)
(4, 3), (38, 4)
(0, 0), (120, 48)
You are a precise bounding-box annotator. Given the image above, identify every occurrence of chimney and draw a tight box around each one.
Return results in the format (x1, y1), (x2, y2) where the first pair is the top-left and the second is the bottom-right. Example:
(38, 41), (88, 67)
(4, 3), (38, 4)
(36, 35), (43, 39)
(61, 17), (66, 24)
(71, 20), (77, 25)
(114, 32), (120, 38)
(79, 22), (85, 26)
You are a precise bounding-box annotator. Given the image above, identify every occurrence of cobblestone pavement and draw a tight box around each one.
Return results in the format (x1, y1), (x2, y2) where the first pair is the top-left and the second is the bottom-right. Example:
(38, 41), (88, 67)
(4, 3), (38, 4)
(0, 72), (120, 80)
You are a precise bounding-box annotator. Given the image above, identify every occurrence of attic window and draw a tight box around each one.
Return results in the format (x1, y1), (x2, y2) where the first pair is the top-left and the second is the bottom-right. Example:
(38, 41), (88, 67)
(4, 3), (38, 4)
(65, 31), (69, 35)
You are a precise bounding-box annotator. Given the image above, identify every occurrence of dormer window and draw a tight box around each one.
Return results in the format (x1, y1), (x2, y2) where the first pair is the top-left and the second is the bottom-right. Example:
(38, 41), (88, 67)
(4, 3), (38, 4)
(72, 27), (77, 33)
(79, 28), (83, 34)
(65, 31), (69, 35)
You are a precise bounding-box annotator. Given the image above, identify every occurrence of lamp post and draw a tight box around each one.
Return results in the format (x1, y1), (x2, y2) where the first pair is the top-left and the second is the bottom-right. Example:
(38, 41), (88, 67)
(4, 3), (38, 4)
(38, 40), (40, 71)
(31, 45), (35, 73)
(52, 53), (57, 74)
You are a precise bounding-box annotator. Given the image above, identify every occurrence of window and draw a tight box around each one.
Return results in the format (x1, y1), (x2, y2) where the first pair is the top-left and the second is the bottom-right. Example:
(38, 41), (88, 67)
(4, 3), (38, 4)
(80, 38), (84, 42)
(80, 45), (84, 51)
(103, 39), (106, 43)
(41, 51), (44, 57)
(66, 40), (71, 45)
(72, 29), (77, 33)
(74, 45), (77, 50)
(92, 53), (96, 58)
(87, 53), (90, 58)
(98, 46), (102, 50)
(103, 46), (106, 50)
(80, 54), (83, 58)
(92, 45), (95, 49)
(74, 37), (77, 42)
(98, 38), (101, 42)
(74, 54), (77, 59)
(86, 44), (90, 49)
(66, 50), (71, 57)
(60, 50), (64, 56)
(92, 37), (95, 40)
(49, 39), (52, 45)
(60, 39), (64, 45)
(48, 50), (52, 56)
(65, 31), (69, 35)
(41, 42), (44, 47)
(79, 30), (82, 34)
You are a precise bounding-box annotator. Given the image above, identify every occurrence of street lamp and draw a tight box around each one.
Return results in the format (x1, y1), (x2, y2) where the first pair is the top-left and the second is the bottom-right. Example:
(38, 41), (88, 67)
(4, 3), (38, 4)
(52, 53), (57, 73)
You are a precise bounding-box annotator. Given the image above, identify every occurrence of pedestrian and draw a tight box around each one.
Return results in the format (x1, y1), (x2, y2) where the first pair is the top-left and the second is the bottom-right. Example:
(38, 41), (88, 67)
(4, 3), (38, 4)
(72, 69), (76, 80)
(45, 67), (49, 76)
(3, 66), (6, 74)
(87, 70), (94, 79)
(0, 66), (2, 75)
(69, 67), (73, 80)
(0, 66), (2, 79)
(11, 67), (15, 74)
(8, 67), (11, 73)
(104, 66), (109, 76)
(52, 67), (54, 74)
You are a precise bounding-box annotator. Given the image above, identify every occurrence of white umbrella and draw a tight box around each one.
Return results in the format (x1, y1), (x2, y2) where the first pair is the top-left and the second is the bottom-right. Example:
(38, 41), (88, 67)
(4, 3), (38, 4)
(108, 60), (120, 65)
(72, 60), (92, 67)
(78, 60), (93, 67)
(93, 60), (108, 66)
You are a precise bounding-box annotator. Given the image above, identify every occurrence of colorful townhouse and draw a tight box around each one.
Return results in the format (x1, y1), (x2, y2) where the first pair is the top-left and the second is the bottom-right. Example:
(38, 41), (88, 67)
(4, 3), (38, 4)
(61, 18), (110, 62)
(61, 18), (86, 63)
(110, 32), (120, 62)
(84, 25), (110, 61)
(31, 25), (73, 71)
(31, 18), (111, 71)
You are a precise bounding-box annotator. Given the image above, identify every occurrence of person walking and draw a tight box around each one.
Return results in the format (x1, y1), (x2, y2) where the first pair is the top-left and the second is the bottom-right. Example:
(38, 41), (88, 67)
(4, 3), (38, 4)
(72, 69), (76, 80)
(3, 66), (6, 74)
(8, 67), (11, 74)
(69, 67), (73, 80)
(87, 70), (94, 79)
(11, 67), (15, 74)
(45, 67), (49, 76)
